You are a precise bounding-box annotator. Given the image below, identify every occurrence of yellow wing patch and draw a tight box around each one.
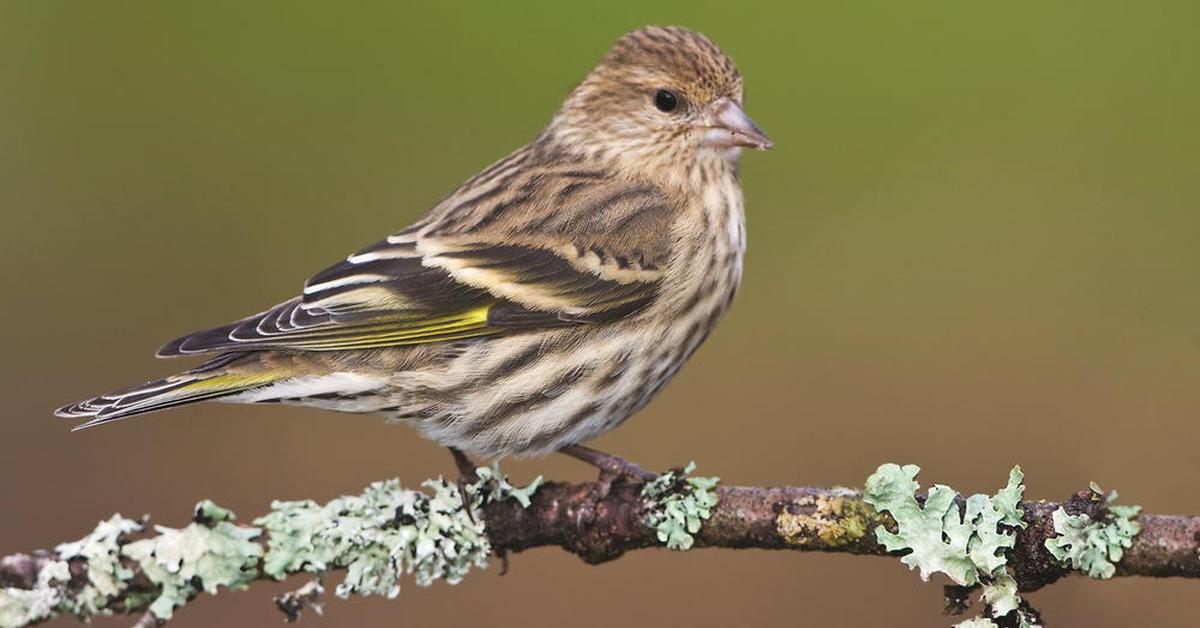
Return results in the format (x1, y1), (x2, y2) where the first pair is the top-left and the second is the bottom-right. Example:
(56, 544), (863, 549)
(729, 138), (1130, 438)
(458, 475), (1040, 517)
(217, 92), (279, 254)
(181, 372), (281, 391)
(264, 305), (499, 351)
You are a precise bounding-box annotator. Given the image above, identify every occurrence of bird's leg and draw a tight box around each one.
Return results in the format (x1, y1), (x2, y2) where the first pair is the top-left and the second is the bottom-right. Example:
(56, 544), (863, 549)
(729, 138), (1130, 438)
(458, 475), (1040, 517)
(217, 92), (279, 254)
(560, 444), (657, 481)
(448, 447), (480, 523)
(559, 444), (657, 528)
(448, 446), (479, 480)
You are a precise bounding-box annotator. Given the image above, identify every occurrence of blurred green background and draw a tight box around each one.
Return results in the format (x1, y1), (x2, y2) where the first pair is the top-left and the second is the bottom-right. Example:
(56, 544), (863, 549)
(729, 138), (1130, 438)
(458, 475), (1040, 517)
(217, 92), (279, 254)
(2, 2), (1198, 626)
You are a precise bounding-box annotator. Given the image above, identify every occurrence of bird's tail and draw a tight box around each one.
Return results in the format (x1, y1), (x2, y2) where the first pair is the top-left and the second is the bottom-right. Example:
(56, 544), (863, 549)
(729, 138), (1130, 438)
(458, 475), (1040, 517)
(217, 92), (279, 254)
(54, 353), (288, 430)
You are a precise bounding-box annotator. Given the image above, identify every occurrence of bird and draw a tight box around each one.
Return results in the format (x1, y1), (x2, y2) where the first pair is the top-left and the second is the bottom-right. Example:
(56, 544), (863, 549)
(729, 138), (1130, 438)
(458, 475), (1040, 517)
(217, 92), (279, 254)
(56, 25), (772, 484)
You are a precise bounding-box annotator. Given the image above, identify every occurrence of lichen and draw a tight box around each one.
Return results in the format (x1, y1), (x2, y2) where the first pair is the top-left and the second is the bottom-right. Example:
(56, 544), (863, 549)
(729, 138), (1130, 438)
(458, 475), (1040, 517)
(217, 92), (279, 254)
(121, 506), (263, 619)
(0, 514), (144, 628)
(2, 469), (542, 628)
(953, 605), (1042, 628)
(776, 494), (873, 547)
(472, 463), (544, 508)
(864, 464), (1032, 627)
(1044, 488), (1141, 579)
(193, 499), (236, 524)
(256, 467), (542, 600)
(0, 560), (70, 628)
(640, 462), (720, 550)
(54, 514), (143, 616)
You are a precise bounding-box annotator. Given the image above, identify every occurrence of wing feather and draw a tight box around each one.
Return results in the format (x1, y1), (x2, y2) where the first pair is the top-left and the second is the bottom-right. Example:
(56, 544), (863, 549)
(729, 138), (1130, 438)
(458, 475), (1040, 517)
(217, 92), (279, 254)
(157, 147), (678, 357)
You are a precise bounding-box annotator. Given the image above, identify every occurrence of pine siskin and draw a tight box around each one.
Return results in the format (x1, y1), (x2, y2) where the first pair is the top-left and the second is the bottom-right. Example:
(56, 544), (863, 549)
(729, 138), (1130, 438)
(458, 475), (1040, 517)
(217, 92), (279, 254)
(56, 26), (772, 476)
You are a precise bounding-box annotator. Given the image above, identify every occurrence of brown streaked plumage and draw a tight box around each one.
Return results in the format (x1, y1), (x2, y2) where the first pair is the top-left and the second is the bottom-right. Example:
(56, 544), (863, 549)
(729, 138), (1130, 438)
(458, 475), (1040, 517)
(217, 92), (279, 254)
(56, 26), (772, 466)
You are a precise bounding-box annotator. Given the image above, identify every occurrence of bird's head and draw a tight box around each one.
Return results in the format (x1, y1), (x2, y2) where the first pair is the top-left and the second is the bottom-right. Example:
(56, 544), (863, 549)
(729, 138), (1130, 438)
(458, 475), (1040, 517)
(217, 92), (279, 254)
(548, 26), (771, 178)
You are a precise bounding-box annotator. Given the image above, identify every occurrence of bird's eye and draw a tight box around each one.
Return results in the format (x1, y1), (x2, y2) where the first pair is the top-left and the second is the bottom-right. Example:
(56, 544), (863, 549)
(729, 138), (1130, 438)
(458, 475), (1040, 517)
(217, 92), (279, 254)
(654, 89), (679, 113)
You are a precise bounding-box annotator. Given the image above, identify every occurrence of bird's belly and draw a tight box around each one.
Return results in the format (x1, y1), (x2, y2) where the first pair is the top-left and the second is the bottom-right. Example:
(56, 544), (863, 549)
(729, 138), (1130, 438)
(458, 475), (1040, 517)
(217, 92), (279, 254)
(389, 310), (711, 458)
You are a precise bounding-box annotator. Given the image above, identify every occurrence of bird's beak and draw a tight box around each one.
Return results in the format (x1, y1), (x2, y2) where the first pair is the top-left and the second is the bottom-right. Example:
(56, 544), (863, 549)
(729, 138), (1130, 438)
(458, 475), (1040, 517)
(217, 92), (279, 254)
(700, 97), (773, 150)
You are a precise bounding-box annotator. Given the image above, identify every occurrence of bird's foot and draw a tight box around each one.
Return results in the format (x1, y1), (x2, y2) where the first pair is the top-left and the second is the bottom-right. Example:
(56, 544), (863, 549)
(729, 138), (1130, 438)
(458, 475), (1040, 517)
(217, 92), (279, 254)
(447, 447), (480, 524)
(560, 444), (657, 529)
(574, 466), (619, 529)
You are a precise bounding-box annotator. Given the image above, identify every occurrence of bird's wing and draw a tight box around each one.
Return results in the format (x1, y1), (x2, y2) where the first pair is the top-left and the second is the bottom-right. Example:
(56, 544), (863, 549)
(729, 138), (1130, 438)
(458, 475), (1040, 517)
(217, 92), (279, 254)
(157, 153), (677, 356)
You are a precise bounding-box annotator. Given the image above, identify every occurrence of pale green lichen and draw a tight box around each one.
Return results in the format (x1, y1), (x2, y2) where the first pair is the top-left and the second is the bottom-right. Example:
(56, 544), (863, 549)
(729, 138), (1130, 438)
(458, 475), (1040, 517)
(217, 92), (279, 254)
(0, 514), (143, 628)
(1, 469), (542, 628)
(640, 462), (720, 550)
(122, 507), (262, 619)
(0, 560), (70, 628)
(865, 464), (1034, 627)
(978, 573), (1020, 618)
(256, 467), (542, 600)
(864, 464), (1025, 585)
(193, 499), (236, 523)
(1044, 488), (1141, 579)
(257, 478), (483, 598)
(472, 464), (544, 508)
(53, 514), (143, 616)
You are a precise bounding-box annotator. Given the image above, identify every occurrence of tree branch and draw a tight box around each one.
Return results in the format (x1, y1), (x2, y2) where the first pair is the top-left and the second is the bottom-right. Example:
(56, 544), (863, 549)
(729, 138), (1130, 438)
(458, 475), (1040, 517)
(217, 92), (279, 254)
(2, 472), (1198, 627)
(483, 480), (1200, 588)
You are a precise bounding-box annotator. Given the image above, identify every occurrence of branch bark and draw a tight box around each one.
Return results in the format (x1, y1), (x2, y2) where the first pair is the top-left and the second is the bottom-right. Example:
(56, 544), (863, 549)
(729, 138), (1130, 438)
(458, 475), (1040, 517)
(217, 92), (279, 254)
(3, 477), (1199, 626)
(482, 480), (1200, 591)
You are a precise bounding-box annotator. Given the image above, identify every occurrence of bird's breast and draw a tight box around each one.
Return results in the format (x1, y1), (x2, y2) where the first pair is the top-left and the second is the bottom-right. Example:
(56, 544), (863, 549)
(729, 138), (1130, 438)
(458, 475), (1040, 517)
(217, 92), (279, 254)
(657, 172), (746, 323)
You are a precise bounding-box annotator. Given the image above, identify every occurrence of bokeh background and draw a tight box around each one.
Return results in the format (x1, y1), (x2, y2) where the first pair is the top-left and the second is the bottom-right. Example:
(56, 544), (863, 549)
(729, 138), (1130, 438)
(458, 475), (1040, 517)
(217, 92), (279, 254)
(2, 2), (1198, 626)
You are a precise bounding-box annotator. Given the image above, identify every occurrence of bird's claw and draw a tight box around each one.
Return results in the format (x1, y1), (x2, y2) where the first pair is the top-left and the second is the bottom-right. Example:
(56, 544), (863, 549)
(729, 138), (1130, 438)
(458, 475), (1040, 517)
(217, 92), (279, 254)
(575, 466), (620, 530)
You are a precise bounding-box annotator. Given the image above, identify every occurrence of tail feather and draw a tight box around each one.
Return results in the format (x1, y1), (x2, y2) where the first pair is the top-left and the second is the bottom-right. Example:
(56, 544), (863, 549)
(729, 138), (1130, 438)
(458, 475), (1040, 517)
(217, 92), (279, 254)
(54, 355), (282, 430)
